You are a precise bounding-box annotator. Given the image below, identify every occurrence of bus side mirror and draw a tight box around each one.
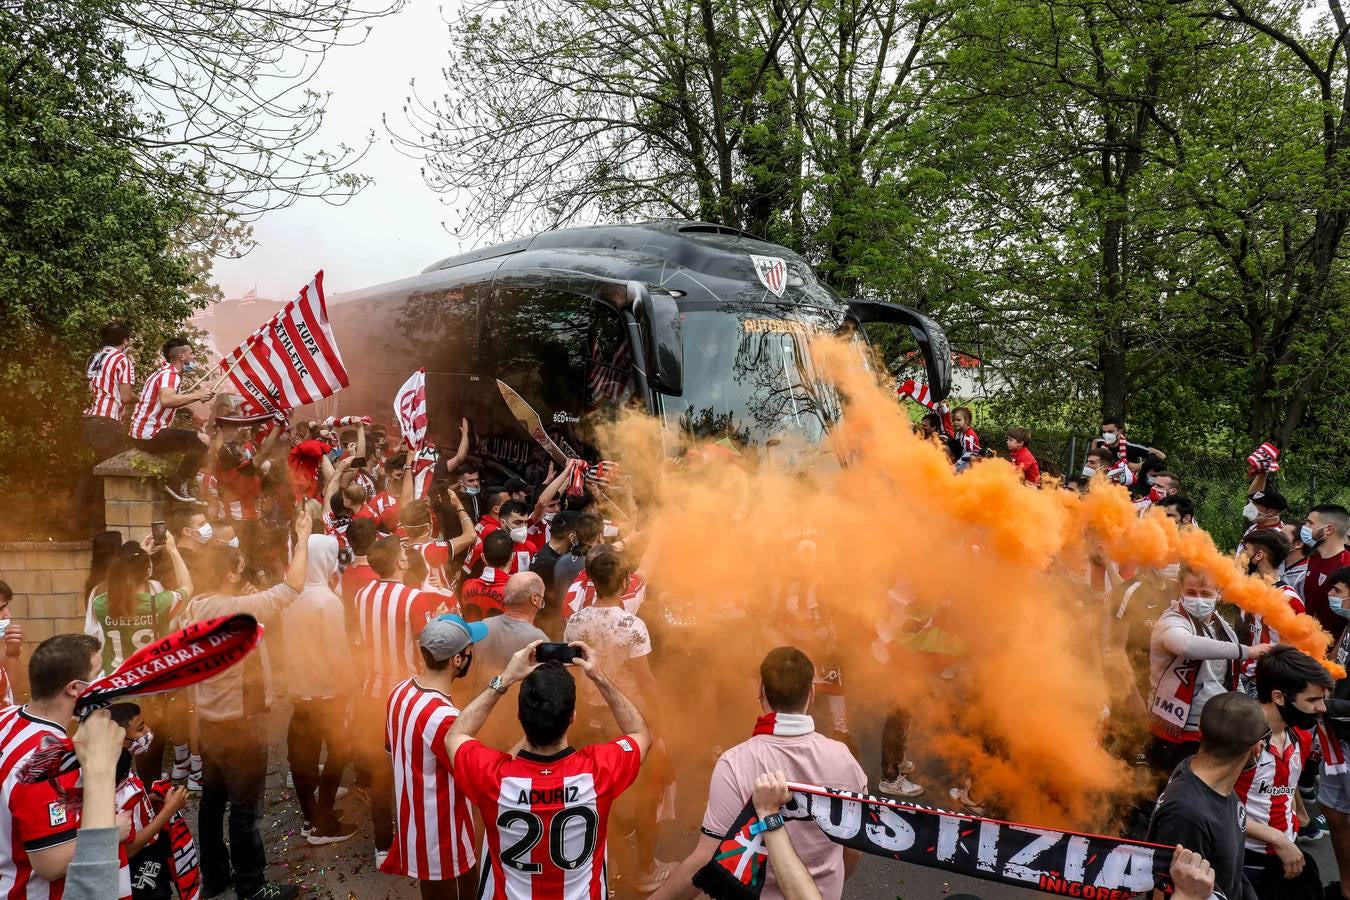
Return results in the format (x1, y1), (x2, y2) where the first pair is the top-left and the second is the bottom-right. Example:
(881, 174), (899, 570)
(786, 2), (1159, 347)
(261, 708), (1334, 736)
(845, 300), (951, 402)
(631, 283), (683, 395)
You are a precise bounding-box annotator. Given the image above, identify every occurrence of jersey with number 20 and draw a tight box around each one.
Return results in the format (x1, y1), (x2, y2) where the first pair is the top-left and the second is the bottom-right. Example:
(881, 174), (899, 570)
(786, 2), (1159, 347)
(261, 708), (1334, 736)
(453, 737), (642, 900)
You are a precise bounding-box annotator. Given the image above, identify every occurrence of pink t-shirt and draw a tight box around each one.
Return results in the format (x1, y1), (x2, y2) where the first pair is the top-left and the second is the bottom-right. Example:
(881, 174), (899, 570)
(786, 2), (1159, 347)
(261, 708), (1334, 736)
(700, 728), (866, 900)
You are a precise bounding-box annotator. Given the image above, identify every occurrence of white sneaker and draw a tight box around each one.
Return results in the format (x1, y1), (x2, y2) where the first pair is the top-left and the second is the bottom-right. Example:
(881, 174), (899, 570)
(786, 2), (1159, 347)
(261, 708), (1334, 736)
(878, 775), (924, 798)
(171, 760), (190, 780)
(374, 850), (389, 869)
(637, 860), (677, 892)
(300, 822), (313, 838)
(187, 771), (203, 793)
(949, 786), (985, 816)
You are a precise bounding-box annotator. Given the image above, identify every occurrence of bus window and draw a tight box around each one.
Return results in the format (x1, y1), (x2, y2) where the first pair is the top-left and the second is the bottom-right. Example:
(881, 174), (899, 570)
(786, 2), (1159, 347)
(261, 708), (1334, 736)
(584, 303), (635, 415)
(394, 285), (480, 373)
(482, 286), (591, 421)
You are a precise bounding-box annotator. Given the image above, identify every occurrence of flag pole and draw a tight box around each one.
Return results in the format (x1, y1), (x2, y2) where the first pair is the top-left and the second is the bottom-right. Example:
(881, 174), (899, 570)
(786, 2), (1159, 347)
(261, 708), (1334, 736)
(183, 350), (251, 396)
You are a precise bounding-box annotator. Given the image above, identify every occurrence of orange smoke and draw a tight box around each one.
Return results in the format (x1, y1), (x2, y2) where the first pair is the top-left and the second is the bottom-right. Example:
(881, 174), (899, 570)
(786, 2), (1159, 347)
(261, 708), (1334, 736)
(601, 336), (1335, 829)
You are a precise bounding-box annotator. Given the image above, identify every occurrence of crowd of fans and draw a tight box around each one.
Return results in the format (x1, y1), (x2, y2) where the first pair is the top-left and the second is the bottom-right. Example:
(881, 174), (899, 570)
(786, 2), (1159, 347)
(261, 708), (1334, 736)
(1, 325), (1347, 900)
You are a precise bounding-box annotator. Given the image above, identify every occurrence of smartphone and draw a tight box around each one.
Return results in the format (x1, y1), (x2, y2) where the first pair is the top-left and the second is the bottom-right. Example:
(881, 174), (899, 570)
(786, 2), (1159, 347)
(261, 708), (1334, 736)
(151, 521), (167, 546)
(536, 642), (582, 665)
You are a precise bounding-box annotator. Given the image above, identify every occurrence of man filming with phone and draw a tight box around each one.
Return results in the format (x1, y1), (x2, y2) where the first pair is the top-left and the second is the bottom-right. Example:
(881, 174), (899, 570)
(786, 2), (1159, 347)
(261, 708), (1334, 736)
(445, 639), (651, 899)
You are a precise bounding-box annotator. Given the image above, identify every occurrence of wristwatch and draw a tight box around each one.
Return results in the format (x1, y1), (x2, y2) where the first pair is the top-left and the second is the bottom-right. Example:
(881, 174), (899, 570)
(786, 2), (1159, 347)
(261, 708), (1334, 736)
(749, 813), (785, 836)
(488, 675), (508, 695)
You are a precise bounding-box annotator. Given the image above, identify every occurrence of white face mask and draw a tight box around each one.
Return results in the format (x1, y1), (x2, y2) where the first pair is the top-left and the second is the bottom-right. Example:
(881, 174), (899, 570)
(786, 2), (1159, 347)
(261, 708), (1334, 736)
(542, 512), (556, 523)
(226, 536), (240, 549)
(0, 619), (12, 640)
(1080, 464), (1096, 477)
(509, 525), (529, 544)
(1242, 502), (1259, 522)
(1181, 594), (1217, 620)
(129, 730), (154, 756)
(1101, 431), (1117, 444)
(197, 523), (214, 543)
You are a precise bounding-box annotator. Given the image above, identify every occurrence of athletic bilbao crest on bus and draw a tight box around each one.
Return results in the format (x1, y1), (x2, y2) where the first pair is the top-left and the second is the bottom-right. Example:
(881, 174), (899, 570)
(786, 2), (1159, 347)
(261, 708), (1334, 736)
(751, 255), (788, 297)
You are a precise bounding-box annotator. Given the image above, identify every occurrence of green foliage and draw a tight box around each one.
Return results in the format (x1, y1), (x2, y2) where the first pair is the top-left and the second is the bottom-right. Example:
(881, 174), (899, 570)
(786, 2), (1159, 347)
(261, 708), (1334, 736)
(0, 1), (202, 527)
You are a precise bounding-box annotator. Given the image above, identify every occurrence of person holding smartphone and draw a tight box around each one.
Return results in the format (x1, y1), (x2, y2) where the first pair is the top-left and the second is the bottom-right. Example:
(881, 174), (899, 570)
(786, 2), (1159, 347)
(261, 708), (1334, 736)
(445, 639), (651, 900)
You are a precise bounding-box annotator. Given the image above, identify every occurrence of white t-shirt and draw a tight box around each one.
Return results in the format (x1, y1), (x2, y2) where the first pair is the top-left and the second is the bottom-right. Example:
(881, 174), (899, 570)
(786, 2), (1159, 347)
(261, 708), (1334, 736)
(563, 604), (651, 705)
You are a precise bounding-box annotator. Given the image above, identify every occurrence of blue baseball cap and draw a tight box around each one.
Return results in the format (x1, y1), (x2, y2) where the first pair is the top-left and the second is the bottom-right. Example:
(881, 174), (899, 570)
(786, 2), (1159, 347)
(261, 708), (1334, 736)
(421, 614), (489, 660)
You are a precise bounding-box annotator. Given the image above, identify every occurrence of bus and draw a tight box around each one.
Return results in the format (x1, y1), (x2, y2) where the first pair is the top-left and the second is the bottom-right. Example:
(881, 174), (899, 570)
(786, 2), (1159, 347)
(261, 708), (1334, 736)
(324, 220), (951, 473)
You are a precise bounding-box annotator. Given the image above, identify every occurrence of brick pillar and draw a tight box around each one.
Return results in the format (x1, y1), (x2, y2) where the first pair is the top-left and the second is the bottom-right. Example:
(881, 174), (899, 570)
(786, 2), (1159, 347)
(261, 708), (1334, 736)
(95, 450), (169, 545)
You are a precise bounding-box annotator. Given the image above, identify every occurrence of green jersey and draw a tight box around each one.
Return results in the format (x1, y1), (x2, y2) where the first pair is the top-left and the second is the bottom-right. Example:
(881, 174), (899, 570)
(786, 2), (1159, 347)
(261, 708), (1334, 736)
(90, 590), (180, 674)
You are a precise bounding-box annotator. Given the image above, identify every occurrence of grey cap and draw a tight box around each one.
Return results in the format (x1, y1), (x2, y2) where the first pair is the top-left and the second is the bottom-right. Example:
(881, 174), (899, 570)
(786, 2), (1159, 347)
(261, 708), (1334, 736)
(419, 615), (489, 661)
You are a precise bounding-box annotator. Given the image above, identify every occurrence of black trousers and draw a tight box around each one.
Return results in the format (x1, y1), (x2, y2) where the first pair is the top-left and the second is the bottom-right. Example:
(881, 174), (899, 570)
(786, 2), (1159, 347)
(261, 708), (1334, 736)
(287, 697), (352, 833)
(74, 416), (126, 531)
(134, 427), (207, 484)
(198, 716), (269, 896)
(354, 695), (395, 852)
(881, 706), (910, 780)
(1244, 848), (1323, 900)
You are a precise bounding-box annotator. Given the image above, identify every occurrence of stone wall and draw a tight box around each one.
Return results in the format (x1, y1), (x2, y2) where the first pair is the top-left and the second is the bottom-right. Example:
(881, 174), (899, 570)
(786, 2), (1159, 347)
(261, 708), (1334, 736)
(0, 541), (91, 668)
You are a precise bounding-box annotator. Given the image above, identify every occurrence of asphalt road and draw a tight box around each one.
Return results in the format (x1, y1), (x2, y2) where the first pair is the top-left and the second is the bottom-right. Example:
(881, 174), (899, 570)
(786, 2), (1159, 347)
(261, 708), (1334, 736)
(206, 701), (1340, 899)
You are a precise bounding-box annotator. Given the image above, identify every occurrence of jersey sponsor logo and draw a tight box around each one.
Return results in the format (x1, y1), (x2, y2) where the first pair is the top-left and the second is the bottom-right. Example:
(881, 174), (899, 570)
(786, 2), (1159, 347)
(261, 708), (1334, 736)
(1255, 779), (1297, 797)
(514, 785), (580, 805)
(617, 738), (634, 752)
(48, 801), (67, 826)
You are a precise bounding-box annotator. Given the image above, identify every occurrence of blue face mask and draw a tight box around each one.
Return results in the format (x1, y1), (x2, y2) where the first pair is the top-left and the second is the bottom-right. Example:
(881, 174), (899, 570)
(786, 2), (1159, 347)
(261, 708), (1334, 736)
(1301, 525), (1319, 548)
(1331, 594), (1350, 618)
(182, 361), (198, 374)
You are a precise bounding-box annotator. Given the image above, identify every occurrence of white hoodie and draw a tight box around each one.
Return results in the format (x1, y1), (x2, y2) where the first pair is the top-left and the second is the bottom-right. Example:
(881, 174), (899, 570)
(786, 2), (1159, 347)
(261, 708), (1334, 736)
(281, 534), (355, 699)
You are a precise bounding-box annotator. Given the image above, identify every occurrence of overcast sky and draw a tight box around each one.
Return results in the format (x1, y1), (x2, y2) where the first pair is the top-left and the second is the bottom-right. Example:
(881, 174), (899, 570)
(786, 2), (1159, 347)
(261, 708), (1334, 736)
(210, 2), (483, 301)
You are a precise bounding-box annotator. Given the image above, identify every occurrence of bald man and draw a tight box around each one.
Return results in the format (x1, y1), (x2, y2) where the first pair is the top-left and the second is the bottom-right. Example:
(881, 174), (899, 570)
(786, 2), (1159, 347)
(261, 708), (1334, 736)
(469, 572), (549, 689)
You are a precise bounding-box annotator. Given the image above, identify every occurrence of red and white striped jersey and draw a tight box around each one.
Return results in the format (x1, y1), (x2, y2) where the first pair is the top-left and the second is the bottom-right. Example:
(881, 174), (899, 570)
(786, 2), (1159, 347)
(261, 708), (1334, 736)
(1235, 726), (1313, 853)
(382, 678), (475, 880)
(413, 541), (454, 595)
(0, 706), (74, 900)
(84, 346), (135, 420)
(1242, 583), (1305, 679)
(454, 737), (644, 900)
(354, 580), (441, 699)
(129, 363), (180, 440)
(562, 571), (648, 621)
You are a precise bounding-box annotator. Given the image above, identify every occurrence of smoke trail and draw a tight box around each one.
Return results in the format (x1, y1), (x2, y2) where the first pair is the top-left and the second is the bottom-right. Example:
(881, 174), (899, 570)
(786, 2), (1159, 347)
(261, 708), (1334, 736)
(601, 336), (1336, 829)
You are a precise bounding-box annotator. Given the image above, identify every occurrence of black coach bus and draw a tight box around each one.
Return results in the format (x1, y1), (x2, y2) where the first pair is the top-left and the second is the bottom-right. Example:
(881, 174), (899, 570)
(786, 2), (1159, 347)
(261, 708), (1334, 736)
(325, 220), (951, 472)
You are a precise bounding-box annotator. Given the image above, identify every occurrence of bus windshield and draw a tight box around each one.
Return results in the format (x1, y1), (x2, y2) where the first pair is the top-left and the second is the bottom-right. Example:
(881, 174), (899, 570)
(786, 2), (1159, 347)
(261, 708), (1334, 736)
(659, 306), (855, 454)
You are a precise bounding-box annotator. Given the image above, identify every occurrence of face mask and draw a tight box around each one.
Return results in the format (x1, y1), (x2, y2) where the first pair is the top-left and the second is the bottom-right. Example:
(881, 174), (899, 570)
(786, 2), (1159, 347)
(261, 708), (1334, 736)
(1330, 594), (1350, 618)
(183, 361), (198, 374)
(455, 652), (473, 678)
(463, 485), (480, 496)
(197, 523), (214, 543)
(1278, 698), (1321, 730)
(543, 512), (556, 523)
(129, 730), (154, 756)
(1148, 485), (1166, 504)
(0, 619), (11, 640)
(1181, 595), (1217, 620)
(226, 536), (240, 549)
(1101, 431), (1117, 444)
(509, 525), (529, 544)
(1242, 502), (1259, 522)
(1245, 556), (1261, 577)
(1301, 525), (1321, 548)
(1080, 465), (1095, 477)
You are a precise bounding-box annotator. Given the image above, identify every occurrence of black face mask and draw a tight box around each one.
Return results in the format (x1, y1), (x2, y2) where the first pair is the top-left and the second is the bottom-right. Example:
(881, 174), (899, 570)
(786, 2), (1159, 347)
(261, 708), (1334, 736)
(455, 652), (473, 678)
(1278, 698), (1321, 730)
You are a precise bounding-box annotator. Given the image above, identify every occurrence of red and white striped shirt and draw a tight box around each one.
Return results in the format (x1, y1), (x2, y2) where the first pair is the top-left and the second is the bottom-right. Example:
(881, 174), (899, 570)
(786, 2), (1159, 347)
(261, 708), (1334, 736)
(382, 678), (475, 880)
(84, 346), (134, 420)
(129, 363), (180, 440)
(0, 706), (72, 900)
(453, 736), (643, 900)
(1242, 583), (1305, 680)
(562, 570), (648, 621)
(1235, 726), (1313, 853)
(354, 580), (441, 699)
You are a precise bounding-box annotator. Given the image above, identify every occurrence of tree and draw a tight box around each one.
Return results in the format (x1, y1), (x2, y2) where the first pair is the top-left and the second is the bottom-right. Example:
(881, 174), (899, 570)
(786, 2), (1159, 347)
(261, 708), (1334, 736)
(0, 1), (202, 529)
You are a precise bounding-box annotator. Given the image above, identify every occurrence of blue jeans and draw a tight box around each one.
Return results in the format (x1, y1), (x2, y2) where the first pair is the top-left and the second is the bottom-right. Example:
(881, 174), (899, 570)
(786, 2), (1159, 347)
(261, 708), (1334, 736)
(197, 716), (269, 896)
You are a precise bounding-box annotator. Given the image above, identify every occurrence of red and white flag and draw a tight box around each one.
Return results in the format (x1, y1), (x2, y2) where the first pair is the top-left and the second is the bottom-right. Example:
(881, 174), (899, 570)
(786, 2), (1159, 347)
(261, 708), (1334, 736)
(219, 271), (348, 415)
(395, 368), (428, 450)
